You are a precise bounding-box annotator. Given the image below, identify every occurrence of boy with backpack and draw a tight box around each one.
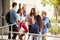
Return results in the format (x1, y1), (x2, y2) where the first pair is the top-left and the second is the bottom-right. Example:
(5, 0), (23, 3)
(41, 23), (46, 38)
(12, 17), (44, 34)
(41, 11), (51, 40)
(6, 2), (18, 39)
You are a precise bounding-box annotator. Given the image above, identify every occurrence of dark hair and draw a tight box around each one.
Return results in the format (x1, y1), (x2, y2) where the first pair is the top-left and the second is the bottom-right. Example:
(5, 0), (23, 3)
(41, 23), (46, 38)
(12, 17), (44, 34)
(12, 2), (17, 7)
(17, 9), (21, 13)
(30, 8), (36, 19)
(36, 15), (43, 32)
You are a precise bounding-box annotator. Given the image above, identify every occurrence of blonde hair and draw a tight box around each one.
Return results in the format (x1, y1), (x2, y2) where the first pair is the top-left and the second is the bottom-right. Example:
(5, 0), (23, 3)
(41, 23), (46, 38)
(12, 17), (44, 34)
(42, 11), (47, 16)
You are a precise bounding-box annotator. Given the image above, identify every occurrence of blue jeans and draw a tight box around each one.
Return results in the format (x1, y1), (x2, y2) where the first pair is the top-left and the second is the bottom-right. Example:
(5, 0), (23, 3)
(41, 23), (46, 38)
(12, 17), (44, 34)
(33, 35), (40, 40)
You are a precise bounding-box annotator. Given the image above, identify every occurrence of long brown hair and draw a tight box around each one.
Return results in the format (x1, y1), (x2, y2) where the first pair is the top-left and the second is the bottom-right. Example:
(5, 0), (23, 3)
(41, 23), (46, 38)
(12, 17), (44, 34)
(30, 8), (36, 20)
(22, 7), (26, 13)
(17, 8), (21, 13)
(17, 8), (23, 16)
(36, 15), (43, 32)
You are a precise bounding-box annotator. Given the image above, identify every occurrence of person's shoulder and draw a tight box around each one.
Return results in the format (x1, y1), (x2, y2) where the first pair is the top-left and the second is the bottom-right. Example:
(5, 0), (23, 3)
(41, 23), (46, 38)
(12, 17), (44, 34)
(46, 17), (48, 18)
(17, 13), (18, 14)
(46, 17), (49, 19)
(45, 17), (49, 19)
(45, 17), (49, 21)
(10, 9), (16, 12)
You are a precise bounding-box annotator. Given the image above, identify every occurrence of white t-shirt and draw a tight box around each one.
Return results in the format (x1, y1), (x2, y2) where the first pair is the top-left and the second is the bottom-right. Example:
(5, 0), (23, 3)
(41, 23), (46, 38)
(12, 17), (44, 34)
(20, 14), (26, 22)
(17, 13), (26, 22)
(32, 16), (35, 24)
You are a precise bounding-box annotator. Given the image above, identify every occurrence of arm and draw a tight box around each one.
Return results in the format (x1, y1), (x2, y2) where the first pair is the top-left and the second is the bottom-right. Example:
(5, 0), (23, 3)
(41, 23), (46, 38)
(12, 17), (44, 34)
(13, 10), (18, 22)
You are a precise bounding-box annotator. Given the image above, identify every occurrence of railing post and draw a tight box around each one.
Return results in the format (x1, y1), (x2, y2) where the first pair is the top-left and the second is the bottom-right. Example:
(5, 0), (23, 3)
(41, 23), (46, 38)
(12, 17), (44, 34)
(31, 35), (33, 40)
(11, 24), (12, 40)
(2, 28), (4, 39)
(24, 34), (26, 40)
(28, 33), (30, 40)
(40, 33), (42, 40)
(18, 32), (20, 40)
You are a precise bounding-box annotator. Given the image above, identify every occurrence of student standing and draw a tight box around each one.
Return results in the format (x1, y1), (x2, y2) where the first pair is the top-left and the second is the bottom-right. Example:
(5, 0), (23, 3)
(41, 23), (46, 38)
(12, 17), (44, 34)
(41, 11), (50, 40)
(32, 15), (43, 40)
(8, 2), (18, 39)
(27, 8), (36, 33)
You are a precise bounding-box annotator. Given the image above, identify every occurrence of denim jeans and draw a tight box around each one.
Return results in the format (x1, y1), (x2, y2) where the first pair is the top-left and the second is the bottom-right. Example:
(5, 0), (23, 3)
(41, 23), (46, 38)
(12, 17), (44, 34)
(33, 36), (40, 40)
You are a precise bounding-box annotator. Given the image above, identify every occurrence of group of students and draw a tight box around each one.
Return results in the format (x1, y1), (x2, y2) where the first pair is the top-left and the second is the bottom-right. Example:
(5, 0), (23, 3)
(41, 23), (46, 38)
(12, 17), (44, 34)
(7, 2), (50, 40)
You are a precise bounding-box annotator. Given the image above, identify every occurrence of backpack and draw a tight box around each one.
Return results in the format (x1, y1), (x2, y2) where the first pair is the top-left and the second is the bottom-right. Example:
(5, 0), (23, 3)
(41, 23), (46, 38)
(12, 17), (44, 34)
(43, 17), (51, 28)
(5, 11), (10, 24)
(46, 18), (51, 28)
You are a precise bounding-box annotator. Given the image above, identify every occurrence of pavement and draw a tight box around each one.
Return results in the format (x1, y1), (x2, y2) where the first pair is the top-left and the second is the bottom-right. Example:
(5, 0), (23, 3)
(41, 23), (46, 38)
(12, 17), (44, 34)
(0, 33), (60, 40)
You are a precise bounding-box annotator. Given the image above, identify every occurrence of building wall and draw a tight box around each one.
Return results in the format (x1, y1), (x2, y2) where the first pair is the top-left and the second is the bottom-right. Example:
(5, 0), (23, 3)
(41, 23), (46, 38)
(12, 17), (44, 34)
(0, 0), (2, 26)
(0, 0), (10, 34)
(3, 0), (10, 26)
(0, 0), (10, 26)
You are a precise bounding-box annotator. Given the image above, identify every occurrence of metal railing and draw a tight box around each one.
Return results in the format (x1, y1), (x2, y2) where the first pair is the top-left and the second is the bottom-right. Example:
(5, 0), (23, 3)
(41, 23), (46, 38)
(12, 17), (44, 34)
(0, 24), (60, 40)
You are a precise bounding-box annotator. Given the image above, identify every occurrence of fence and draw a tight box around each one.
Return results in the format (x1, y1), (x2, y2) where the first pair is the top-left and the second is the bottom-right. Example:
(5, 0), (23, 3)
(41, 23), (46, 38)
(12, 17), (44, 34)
(0, 24), (60, 40)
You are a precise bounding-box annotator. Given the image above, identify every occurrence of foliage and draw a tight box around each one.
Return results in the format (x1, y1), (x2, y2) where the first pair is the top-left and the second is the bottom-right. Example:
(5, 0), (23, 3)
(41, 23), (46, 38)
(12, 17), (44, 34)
(41, 0), (60, 34)
(59, 9), (60, 16)
(50, 16), (60, 23)
(41, 0), (60, 7)
(48, 25), (60, 34)
(58, 26), (60, 33)
(41, 0), (60, 17)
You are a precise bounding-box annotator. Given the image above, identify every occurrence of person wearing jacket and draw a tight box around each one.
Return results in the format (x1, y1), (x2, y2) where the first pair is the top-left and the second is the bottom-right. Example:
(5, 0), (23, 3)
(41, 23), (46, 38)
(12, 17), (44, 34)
(30, 15), (43, 40)
(41, 11), (50, 40)
(8, 2), (18, 39)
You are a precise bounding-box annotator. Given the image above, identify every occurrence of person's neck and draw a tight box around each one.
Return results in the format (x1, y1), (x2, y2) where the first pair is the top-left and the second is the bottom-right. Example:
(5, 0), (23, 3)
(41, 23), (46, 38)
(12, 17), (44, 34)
(43, 16), (46, 17)
(12, 8), (16, 10)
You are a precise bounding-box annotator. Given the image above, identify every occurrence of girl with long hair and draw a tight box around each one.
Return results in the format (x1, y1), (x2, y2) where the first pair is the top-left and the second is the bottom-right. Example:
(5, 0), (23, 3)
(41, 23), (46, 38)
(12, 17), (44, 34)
(32, 15), (43, 40)
(17, 8), (28, 40)
(27, 8), (36, 33)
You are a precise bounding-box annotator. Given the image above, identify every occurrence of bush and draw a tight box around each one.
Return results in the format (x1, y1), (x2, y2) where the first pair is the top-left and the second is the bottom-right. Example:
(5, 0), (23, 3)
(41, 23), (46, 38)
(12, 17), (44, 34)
(58, 18), (60, 23)
(50, 16), (60, 23)
(58, 26), (60, 33)
(48, 25), (60, 34)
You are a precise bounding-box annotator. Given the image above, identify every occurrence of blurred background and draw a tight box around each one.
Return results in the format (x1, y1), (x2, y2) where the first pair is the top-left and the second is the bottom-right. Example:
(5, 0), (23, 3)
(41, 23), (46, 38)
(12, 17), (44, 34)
(0, 0), (60, 40)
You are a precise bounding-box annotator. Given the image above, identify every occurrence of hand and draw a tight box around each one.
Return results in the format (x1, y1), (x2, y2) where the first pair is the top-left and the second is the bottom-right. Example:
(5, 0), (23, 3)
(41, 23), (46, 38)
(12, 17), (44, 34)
(29, 19), (32, 24)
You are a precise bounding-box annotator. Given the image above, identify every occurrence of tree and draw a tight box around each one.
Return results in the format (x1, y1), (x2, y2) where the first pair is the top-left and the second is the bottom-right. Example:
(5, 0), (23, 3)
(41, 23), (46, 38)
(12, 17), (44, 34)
(42, 0), (60, 30)
(41, 0), (60, 7)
